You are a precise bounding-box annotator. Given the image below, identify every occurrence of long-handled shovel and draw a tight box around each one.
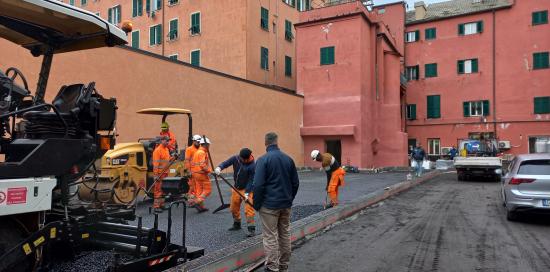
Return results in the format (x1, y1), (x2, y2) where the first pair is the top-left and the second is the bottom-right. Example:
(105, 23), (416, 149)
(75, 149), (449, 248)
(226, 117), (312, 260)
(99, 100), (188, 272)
(215, 174), (254, 207)
(204, 135), (231, 214)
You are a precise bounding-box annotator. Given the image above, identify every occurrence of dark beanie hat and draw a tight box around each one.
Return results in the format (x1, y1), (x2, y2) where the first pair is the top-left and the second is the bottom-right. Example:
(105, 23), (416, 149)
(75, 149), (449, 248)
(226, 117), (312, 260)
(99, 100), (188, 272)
(239, 148), (252, 160)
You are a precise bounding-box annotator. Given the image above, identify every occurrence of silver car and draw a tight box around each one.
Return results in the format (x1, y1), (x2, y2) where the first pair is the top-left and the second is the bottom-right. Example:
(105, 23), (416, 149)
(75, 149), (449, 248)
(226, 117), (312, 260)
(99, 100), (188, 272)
(501, 153), (550, 221)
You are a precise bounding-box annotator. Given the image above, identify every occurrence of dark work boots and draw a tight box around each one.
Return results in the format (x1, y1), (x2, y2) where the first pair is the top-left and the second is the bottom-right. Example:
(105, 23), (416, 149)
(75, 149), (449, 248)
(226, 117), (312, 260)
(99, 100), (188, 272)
(228, 221), (241, 231)
(247, 226), (256, 237)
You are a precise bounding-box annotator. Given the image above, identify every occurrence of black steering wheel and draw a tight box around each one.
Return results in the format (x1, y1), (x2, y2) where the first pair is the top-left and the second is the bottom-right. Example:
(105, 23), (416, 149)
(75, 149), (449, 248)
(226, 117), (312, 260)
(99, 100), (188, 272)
(5, 67), (29, 92)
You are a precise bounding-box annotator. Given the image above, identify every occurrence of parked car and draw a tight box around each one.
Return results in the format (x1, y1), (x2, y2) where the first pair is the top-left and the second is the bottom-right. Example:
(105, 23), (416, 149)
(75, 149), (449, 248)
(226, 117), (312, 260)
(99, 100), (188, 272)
(501, 154), (550, 221)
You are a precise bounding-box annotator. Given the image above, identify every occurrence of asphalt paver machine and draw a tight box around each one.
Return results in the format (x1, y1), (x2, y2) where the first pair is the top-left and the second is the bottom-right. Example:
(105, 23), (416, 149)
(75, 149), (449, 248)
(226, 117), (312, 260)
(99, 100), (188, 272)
(0, 1), (203, 271)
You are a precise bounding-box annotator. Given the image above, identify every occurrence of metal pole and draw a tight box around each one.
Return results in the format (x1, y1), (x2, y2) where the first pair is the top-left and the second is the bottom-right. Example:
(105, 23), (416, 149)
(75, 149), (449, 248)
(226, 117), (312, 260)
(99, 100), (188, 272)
(34, 46), (54, 105)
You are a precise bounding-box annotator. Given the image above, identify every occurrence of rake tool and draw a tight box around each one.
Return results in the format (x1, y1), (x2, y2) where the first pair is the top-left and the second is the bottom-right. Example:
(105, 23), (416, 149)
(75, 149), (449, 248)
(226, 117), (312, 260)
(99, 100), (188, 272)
(204, 135), (231, 213)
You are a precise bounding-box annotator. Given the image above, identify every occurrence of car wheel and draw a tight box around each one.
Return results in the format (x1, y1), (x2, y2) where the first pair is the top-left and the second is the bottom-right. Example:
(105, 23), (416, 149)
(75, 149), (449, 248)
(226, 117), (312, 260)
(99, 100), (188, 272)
(506, 209), (519, 221)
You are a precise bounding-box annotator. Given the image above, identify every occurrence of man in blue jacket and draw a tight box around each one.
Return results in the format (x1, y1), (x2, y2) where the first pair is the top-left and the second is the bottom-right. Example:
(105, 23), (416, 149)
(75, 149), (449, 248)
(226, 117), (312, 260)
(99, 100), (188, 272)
(253, 132), (299, 272)
(215, 148), (256, 236)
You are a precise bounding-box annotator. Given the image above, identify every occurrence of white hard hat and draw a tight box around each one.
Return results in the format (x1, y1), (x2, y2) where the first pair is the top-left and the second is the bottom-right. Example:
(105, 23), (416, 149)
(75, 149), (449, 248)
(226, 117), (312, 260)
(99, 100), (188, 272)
(192, 135), (202, 141)
(311, 150), (320, 160)
(199, 137), (211, 144)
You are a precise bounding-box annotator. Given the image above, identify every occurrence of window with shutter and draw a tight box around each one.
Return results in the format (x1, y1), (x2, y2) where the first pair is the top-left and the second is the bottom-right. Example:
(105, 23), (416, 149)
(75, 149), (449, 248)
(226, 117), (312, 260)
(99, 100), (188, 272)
(108, 8), (112, 23)
(533, 52), (550, 69)
(425, 28), (436, 40)
(428, 139), (441, 155)
(458, 60), (465, 74)
(407, 104), (417, 120)
(169, 19), (178, 40)
(261, 7), (269, 30)
(406, 66), (419, 81)
(131, 31), (140, 49)
(458, 23), (465, 35)
(534, 97), (550, 114)
(69, 0), (75, 6)
(149, 24), (162, 45)
(463, 101), (470, 117)
(285, 20), (293, 41)
(482, 100), (490, 116)
(405, 31), (418, 42)
(190, 13), (201, 35)
(190, 50), (200, 67)
(425, 63), (437, 78)
(460, 22), (482, 35)
(285, 56), (292, 77)
(261, 47), (269, 70)
(169, 54), (178, 60)
(427, 95), (441, 119)
(320, 47), (335, 65)
(532, 10), (548, 25)
(81, 0), (87, 6)
(463, 100), (489, 116)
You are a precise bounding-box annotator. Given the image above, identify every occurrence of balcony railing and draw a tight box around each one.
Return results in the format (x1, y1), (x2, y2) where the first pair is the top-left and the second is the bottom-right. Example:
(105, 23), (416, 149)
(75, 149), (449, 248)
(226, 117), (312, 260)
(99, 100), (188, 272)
(310, 0), (374, 9)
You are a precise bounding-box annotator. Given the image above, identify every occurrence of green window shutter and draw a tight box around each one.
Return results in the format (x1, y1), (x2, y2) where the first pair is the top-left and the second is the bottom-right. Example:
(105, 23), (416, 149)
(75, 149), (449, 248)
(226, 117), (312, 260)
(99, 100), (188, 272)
(155, 25), (162, 44)
(458, 24), (464, 35)
(191, 50), (200, 66)
(138, 0), (143, 16)
(415, 30), (420, 41)
(285, 56), (292, 77)
(543, 11), (549, 24)
(156, 0), (162, 10)
(425, 63), (437, 78)
(534, 97), (550, 114)
(149, 26), (154, 45)
(533, 11), (548, 25)
(434, 95), (441, 118)
(108, 8), (112, 23)
(477, 21), (483, 33)
(320, 47), (335, 65)
(427, 95), (440, 118)
(146, 0), (150, 13)
(261, 7), (269, 30)
(131, 31), (139, 48)
(169, 20), (178, 39)
(415, 65), (419, 80)
(463, 102), (470, 117)
(534, 52), (550, 69)
(482, 100), (490, 116)
(425, 28), (436, 40)
(532, 11), (539, 25)
(408, 104), (417, 120)
(471, 59), (479, 73)
(458, 60), (464, 74)
(133, 0), (137, 17)
(285, 20), (293, 41)
(427, 96), (433, 118)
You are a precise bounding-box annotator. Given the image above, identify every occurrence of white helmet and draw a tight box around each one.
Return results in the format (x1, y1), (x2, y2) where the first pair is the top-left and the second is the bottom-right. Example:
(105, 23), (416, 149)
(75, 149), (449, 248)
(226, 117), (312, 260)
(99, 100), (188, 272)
(199, 137), (211, 144)
(310, 150), (320, 160)
(192, 134), (202, 142)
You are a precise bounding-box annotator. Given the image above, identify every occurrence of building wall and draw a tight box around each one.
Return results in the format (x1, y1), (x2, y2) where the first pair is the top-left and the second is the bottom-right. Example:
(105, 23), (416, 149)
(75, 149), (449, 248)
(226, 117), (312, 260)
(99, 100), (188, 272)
(405, 0), (550, 155)
(297, 2), (407, 168)
(0, 40), (304, 165)
(73, 0), (296, 90)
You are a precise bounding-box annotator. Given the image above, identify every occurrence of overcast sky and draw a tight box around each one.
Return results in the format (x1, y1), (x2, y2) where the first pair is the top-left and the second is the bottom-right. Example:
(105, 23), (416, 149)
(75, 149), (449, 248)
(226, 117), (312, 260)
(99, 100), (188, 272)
(374, 0), (446, 9)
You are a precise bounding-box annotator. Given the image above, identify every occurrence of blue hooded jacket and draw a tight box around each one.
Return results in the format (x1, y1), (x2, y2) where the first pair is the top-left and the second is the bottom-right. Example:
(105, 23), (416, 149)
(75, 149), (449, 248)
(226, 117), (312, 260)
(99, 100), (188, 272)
(253, 145), (299, 211)
(218, 155), (255, 193)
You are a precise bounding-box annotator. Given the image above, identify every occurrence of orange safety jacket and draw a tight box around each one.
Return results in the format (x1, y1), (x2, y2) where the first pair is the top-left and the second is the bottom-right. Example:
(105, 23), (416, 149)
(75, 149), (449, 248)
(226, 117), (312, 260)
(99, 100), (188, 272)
(184, 145), (199, 169)
(160, 130), (177, 151)
(153, 144), (171, 177)
(191, 146), (212, 174)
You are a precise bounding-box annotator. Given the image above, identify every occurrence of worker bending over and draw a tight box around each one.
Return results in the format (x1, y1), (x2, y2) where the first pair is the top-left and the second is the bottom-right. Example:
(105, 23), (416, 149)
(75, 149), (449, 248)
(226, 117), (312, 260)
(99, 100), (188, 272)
(152, 136), (172, 213)
(184, 135), (202, 200)
(190, 137), (212, 213)
(215, 148), (256, 237)
(311, 150), (345, 208)
(160, 122), (177, 154)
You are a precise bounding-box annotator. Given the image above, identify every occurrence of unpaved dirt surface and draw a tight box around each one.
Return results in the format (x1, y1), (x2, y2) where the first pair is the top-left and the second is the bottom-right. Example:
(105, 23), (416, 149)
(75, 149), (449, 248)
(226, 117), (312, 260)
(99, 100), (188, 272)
(291, 173), (550, 272)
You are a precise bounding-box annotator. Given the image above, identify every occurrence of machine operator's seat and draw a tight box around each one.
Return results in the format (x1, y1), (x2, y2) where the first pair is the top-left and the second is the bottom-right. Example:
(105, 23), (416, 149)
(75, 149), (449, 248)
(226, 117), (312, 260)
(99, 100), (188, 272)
(23, 84), (88, 138)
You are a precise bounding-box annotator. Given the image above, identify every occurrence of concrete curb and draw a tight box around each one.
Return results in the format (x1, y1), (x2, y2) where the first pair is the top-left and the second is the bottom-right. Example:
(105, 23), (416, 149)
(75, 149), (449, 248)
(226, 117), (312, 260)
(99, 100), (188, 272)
(171, 171), (443, 272)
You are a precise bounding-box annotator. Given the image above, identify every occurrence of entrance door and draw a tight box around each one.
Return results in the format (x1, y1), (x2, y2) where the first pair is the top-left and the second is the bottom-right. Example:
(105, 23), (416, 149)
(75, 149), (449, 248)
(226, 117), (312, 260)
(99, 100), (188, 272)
(325, 140), (342, 164)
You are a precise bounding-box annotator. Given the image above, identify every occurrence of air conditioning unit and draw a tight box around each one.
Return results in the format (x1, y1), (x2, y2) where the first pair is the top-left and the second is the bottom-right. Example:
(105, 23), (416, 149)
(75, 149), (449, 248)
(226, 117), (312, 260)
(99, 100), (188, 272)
(441, 147), (452, 155)
(498, 141), (511, 150)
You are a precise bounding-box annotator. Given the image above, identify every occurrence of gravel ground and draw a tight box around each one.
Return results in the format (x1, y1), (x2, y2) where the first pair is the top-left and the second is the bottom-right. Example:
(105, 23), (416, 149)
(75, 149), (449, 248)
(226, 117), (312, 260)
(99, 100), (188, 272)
(290, 173), (550, 272)
(50, 170), (409, 271)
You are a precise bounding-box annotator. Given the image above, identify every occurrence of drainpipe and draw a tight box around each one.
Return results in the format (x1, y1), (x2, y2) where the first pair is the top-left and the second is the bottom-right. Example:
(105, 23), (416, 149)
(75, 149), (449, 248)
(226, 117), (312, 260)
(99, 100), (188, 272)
(162, 0), (165, 56)
(493, 9), (498, 139)
(375, 27), (379, 101)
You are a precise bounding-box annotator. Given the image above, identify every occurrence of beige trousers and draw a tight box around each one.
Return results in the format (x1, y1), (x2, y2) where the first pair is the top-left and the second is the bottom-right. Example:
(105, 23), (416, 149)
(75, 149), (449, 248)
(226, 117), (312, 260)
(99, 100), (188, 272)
(259, 207), (291, 272)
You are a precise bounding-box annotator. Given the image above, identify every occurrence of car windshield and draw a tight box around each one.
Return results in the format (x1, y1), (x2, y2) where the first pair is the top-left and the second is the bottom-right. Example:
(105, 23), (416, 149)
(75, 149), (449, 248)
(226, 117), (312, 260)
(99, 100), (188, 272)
(517, 159), (550, 175)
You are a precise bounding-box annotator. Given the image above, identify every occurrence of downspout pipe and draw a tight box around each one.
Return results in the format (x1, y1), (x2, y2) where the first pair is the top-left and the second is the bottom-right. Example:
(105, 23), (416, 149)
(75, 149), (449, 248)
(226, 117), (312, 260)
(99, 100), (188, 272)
(492, 9), (497, 138)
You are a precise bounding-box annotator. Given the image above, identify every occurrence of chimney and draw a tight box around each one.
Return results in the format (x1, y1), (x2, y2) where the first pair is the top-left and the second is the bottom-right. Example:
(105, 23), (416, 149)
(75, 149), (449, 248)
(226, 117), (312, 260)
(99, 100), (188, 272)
(414, 1), (427, 20)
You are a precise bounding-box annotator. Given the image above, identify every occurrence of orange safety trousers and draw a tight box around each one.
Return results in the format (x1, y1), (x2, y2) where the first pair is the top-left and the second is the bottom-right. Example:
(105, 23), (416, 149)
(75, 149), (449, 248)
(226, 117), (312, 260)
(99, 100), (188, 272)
(230, 189), (255, 226)
(191, 173), (211, 206)
(184, 145), (199, 197)
(153, 145), (171, 208)
(327, 167), (346, 206)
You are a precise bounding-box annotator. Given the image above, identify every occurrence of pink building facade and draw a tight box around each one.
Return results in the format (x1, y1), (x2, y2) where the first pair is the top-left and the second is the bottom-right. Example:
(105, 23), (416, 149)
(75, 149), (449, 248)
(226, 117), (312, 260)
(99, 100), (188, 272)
(405, 0), (550, 157)
(296, 1), (408, 168)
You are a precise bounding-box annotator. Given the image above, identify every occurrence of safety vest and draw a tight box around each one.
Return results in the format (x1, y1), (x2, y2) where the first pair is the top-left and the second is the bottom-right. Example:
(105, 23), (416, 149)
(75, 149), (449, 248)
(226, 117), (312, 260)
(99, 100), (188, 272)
(153, 144), (171, 176)
(191, 147), (211, 174)
(184, 144), (199, 169)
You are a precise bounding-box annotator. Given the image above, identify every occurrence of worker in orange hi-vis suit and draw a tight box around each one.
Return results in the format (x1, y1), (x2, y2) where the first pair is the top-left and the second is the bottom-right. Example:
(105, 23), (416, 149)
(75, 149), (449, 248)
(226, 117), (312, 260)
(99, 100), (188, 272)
(190, 137), (212, 213)
(311, 150), (346, 209)
(183, 134), (202, 202)
(152, 136), (172, 213)
(160, 122), (178, 153)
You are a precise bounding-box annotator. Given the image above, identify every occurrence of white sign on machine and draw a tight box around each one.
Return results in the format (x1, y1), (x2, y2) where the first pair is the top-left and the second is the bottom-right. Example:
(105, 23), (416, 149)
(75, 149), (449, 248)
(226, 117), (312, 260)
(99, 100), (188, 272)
(0, 178), (56, 216)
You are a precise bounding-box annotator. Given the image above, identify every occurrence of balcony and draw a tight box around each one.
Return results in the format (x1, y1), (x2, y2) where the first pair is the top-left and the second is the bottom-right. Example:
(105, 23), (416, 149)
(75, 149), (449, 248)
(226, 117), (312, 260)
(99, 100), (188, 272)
(310, 0), (374, 9)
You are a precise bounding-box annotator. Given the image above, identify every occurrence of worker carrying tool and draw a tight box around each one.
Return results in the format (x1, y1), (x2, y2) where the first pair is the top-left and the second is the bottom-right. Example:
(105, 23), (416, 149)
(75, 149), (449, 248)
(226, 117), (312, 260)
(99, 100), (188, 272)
(311, 150), (346, 209)
(152, 136), (172, 213)
(160, 121), (178, 153)
(214, 148), (256, 237)
(184, 135), (202, 199)
(190, 137), (212, 213)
